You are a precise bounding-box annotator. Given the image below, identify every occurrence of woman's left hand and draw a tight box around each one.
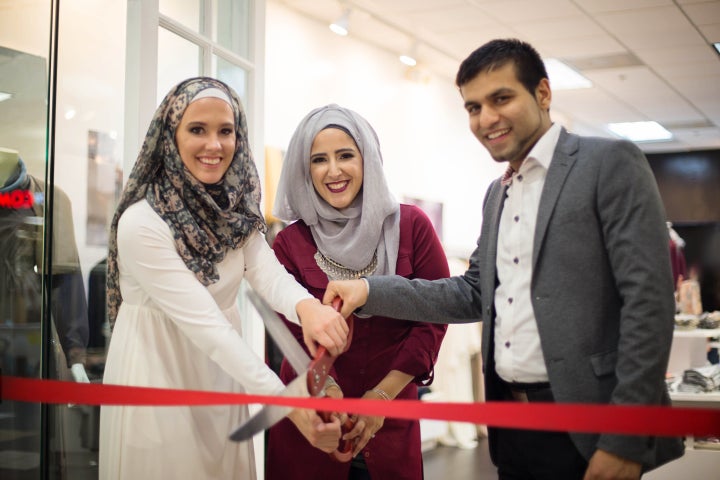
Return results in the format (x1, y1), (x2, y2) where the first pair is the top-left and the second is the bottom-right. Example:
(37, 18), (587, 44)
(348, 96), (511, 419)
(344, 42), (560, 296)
(343, 390), (386, 456)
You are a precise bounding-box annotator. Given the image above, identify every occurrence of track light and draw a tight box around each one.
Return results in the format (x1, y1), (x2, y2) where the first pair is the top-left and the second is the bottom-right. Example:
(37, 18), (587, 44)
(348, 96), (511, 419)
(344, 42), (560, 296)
(330, 9), (351, 36)
(399, 41), (418, 67)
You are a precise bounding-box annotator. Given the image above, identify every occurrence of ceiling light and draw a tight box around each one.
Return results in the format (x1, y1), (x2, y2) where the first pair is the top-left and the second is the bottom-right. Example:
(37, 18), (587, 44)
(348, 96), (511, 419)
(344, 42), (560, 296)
(399, 40), (419, 67)
(399, 54), (417, 67)
(608, 121), (673, 142)
(0, 91), (12, 102)
(544, 58), (592, 90)
(714, 43), (720, 55)
(329, 9), (350, 36)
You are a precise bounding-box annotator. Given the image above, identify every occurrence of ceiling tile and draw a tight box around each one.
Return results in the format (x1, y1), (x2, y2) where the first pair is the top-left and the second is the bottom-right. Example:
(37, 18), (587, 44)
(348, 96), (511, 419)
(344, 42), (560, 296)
(573, 0), (674, 13)
(404, 5), (499, 33)
(594, 5), (706, 49)
(681, 1), (720, 25)
(537, 36), (627, 58)
(635, 45), (719, 65)
(470, 0), (584, 23)
(553, 88), (643, 123)
(514, 16), (606, 41)
(699, 23), (720, 41)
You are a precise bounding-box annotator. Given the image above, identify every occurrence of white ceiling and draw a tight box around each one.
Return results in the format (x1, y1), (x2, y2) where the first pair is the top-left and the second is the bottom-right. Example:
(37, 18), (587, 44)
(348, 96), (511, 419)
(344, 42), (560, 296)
(274, 0), (720, 153)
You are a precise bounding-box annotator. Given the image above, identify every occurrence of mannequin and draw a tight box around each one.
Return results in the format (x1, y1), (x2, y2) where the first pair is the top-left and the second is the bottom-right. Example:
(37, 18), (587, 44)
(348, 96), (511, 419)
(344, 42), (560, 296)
(0, 147), (21, 184)
(0, 147), (89, 383)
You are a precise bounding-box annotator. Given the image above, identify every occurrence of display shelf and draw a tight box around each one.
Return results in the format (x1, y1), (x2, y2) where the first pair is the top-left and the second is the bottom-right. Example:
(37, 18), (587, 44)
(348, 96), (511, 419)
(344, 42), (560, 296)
(662, 325), (720, 479)
(667, 329), (718, 375)
(670, 391), (720, 408)
(672, 327), (720, 338)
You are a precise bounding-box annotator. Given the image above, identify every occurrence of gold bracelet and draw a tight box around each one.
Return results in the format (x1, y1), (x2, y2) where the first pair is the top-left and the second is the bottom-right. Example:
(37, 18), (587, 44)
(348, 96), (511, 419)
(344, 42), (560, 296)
(322, 376), (340, 396)
(371, 388), (391, 401)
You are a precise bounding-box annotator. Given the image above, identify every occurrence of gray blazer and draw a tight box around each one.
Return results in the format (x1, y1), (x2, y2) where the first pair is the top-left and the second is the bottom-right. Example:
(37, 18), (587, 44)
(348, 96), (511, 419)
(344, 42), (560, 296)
(364, 128), (684, 470)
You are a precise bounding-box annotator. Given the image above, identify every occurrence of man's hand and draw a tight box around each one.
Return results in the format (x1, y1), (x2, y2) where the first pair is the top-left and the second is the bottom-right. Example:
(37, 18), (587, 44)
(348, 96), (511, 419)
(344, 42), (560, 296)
(584, 449), (642, 480)
(322, 279), (368, 319)
(296, 298), (348, 356)
(287, 408), (342, 453)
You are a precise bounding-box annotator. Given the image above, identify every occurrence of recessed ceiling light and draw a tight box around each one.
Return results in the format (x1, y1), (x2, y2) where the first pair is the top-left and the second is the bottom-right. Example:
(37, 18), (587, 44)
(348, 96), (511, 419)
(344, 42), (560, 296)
(544, 59), (592, 90)
(399, 54), (417, 67)
(0, 91), (12, 102)
(608, 121), (673, 142)
(329, 9), (350, 36)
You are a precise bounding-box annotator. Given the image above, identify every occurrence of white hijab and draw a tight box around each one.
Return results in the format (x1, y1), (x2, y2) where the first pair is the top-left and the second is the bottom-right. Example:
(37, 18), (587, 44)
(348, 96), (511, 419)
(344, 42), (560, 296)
(273, 104), (400, 275)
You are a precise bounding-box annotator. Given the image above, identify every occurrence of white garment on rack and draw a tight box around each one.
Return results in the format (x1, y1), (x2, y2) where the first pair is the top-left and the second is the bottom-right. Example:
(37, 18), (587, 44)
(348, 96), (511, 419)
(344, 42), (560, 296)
(431, 257), (483, 448)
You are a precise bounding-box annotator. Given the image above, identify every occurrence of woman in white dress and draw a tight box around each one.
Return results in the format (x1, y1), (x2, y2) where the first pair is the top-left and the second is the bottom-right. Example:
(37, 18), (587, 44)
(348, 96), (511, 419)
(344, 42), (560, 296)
(99, 77), (348, 479)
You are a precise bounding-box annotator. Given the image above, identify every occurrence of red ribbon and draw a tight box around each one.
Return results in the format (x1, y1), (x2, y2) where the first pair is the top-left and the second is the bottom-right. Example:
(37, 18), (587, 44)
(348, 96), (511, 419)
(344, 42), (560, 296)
(2, 375), (719, 436)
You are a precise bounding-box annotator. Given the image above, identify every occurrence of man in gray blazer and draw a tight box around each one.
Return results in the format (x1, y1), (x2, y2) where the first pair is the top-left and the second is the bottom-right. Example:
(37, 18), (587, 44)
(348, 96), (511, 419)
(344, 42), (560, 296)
(324, 38), (684, 479)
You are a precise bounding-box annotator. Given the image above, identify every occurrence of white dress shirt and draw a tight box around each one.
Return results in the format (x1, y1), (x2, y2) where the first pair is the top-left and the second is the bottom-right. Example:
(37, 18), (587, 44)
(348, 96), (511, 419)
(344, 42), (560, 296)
(494, 123), (561, 383)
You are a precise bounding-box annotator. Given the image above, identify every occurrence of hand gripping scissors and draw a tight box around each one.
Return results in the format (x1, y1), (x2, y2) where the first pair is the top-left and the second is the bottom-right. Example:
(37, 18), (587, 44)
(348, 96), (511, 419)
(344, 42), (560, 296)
(229, 288), (356, 461)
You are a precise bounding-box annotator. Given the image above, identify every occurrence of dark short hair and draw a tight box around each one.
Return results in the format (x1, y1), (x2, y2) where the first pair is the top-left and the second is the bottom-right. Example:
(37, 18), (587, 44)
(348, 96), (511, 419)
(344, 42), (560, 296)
(455, 38), (548, 95)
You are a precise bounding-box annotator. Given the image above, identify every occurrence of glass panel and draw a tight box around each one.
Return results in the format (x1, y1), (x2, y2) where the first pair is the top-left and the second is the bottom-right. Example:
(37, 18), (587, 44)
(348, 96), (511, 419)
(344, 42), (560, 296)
(215, 56), (248, 109)
(0, 2), (52, 478)
(158, 27), (202, 104)
(47, 0), (127, 478)
(160, 0), (204, 34)
(215, 0), (249, 58)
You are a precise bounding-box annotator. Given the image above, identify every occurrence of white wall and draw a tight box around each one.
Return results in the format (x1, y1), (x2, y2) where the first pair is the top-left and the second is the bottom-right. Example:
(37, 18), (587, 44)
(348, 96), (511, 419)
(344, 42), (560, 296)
(264, 2), (505, 258)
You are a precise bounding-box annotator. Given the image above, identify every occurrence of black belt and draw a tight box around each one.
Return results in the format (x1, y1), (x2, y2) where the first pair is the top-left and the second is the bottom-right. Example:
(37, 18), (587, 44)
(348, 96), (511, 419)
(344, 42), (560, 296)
(500, 379), (553, 403)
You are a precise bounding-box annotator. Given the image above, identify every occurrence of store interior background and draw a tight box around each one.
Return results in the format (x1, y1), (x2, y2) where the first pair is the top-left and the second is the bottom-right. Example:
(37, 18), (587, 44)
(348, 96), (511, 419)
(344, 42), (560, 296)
(1, 0), (720, 478)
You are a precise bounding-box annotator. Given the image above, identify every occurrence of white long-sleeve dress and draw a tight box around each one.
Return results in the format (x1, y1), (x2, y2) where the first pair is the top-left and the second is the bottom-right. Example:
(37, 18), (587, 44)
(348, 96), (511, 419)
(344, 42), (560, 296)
(99, 200), (311, 479)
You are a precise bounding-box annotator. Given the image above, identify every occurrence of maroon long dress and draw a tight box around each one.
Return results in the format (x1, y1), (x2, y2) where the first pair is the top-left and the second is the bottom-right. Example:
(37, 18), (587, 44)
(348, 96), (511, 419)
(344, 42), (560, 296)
(266, 204), (449, 480)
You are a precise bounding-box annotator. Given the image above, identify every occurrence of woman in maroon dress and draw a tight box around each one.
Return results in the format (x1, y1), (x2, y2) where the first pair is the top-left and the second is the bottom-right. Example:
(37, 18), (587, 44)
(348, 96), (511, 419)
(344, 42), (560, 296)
(266, 104), (449, 479)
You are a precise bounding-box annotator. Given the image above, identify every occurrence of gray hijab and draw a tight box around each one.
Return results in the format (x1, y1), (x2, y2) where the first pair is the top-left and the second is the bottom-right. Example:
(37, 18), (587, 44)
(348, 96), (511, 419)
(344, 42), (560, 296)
(273, 104), (400, 275)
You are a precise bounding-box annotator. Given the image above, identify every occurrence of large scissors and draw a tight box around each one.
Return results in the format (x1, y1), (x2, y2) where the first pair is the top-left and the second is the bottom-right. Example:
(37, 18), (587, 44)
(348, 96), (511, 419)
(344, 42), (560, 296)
(230, 288), (356, 461)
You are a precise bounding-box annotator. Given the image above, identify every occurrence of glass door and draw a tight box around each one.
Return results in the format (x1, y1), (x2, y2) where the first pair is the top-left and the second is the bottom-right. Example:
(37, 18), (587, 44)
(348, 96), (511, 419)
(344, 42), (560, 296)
(0, 1), (56, 478)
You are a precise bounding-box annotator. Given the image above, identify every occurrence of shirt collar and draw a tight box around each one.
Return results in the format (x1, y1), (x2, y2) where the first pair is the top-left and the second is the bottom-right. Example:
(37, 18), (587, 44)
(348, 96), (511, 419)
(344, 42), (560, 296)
(519, 122), (562, 174)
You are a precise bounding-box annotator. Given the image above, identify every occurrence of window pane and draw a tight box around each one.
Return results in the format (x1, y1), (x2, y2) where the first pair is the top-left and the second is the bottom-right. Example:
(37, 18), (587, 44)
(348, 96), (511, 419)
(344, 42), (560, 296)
(159, 0), (204, 34)
(215, 56), (248, 109)
(0, 3), (51, 478)
(215, 0), (249, 57)
(158, 27), (202, 104)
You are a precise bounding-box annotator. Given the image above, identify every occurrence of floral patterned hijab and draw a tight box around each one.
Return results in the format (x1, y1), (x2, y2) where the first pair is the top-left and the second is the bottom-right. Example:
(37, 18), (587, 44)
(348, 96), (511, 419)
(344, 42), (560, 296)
(106, 77), (265, 325)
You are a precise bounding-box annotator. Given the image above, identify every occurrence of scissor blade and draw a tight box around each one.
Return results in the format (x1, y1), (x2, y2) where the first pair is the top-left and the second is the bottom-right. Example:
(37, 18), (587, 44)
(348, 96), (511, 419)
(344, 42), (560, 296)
(245, 288), (312, 376)
(229, 373), (309, 442)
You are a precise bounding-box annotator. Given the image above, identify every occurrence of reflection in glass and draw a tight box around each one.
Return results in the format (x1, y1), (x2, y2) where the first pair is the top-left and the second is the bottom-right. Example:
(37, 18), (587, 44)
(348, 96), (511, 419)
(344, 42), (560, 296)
(216, 0), (249, 58)
(86, 131), (122, 247)
(0, 40), (49, 478)
(158, 27), (202, 105)
(0, 148), (90, 478)
(216, 56), (248, 108)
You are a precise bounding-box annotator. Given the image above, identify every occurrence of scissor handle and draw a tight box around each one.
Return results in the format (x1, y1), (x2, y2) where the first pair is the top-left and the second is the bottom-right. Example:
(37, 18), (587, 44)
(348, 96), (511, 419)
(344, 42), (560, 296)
(307, 297), (354, 396)
(308, 297), (356, 462)
(318, 410), (356, 461)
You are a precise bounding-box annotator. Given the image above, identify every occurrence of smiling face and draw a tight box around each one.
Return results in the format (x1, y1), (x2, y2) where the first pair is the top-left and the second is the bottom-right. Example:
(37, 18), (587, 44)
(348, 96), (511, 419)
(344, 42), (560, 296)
(175, 97), (236, 184)
(460, 62), (552, 171)
(309, 127), (363, 210)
